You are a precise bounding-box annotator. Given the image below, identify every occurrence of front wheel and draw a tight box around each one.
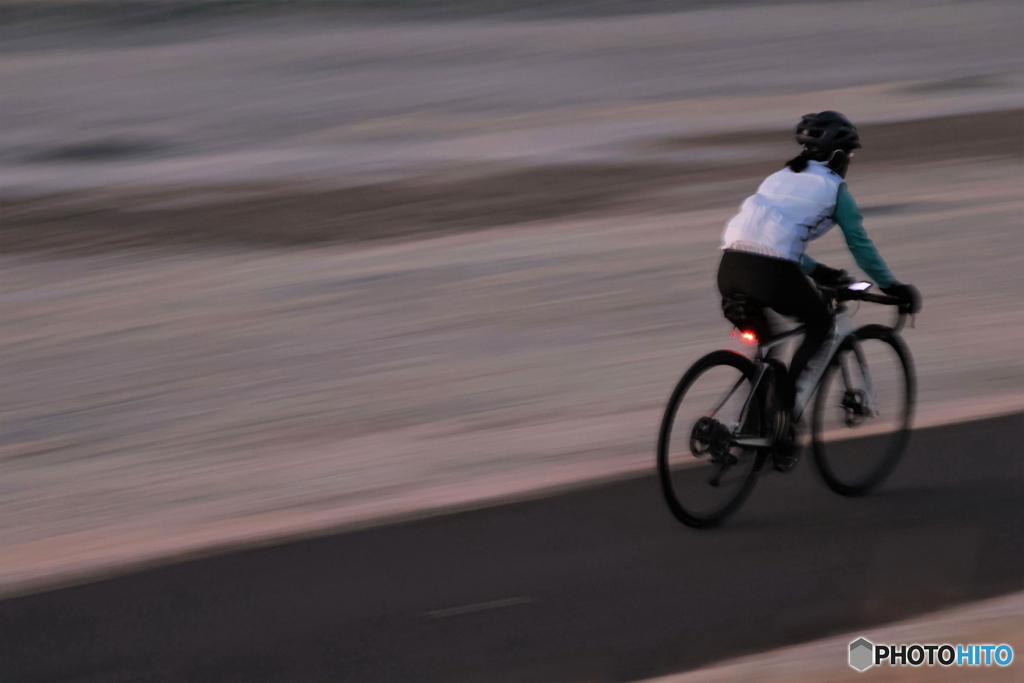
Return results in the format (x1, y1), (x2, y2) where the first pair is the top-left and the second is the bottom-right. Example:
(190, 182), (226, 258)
(812, 325), (915, 496)
(658, 351), (767, 528)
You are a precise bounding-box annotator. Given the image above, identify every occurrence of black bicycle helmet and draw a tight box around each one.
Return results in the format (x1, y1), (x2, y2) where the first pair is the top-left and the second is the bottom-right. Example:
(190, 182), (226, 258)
(795, 111), (861, 152)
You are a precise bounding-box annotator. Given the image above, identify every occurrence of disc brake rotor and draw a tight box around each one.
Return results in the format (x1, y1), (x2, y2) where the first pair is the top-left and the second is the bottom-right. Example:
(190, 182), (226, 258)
(841, 389), (870, 427)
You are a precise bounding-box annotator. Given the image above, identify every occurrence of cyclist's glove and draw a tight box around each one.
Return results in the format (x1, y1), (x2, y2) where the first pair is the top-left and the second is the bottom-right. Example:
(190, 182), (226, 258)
(881, 282), (922, 315)
(809, 263), (854, 287)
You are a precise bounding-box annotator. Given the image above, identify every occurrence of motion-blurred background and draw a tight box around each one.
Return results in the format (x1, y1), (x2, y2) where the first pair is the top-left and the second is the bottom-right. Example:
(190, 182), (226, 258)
(2, 0), (1022, 591)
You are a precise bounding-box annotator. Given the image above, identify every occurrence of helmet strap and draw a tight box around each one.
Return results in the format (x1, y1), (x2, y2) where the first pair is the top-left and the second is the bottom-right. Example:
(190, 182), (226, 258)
(826, 149), (851, 178)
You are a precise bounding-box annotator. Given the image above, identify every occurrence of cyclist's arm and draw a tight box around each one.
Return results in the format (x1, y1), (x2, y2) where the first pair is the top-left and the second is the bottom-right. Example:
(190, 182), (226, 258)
(833, 184), (896, 288)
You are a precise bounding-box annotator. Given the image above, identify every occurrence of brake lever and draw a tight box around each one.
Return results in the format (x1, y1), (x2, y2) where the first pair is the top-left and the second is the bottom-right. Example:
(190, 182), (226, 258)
(893, 309), (915, 333)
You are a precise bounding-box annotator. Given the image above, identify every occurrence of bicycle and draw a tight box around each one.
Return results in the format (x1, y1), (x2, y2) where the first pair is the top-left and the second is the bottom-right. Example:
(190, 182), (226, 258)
(657, 280), (915, 528)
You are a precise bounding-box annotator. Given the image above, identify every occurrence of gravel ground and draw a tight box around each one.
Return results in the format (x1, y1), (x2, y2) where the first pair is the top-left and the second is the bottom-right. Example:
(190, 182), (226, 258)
(3, 146), (1022, 592)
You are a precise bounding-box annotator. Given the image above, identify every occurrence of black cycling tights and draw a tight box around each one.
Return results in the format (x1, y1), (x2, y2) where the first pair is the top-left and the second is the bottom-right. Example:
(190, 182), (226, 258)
(717, 250), (831, 408)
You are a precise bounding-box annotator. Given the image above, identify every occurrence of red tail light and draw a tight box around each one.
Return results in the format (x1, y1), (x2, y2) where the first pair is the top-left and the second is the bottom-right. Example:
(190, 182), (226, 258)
(732, 329), (757, 344)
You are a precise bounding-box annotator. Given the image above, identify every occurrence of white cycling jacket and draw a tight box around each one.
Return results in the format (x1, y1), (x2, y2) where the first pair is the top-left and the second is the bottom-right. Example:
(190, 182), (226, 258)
(721, 160), (844, 263)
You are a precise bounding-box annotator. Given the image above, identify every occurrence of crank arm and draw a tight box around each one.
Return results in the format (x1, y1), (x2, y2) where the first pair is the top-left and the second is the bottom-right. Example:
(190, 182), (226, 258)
(732, 436), (773, 448)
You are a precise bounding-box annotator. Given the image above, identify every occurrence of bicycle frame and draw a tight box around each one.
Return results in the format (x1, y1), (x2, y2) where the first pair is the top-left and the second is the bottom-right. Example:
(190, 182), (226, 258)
(659, 284), (910, 527)
(734, 305), (877, 445)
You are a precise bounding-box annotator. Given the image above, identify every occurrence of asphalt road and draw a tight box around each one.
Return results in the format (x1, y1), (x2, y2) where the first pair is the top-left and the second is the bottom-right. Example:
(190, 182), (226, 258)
(3, 413), (1022, 683)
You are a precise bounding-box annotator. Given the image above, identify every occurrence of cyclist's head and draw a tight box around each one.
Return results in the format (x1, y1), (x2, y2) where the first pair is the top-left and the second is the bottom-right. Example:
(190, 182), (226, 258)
(787, 111), (861, 177)
(795, 111), (861, 154)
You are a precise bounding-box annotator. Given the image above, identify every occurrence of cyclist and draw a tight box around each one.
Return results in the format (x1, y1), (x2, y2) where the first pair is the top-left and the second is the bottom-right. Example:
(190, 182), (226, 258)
(716, 111), (921, 448)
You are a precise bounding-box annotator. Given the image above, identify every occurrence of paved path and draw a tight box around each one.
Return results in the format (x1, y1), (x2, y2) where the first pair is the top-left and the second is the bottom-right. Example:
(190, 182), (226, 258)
(649, 589), (1024, 682)
(2, 413), (1022, 682)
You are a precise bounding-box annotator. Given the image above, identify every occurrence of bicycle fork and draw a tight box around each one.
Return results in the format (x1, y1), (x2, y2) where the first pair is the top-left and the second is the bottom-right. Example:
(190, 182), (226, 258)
(839, 339), (880, 418)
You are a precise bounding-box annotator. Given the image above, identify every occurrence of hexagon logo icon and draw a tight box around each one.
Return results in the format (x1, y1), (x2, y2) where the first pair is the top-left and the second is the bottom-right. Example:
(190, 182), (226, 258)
(849, 637), (874, 671)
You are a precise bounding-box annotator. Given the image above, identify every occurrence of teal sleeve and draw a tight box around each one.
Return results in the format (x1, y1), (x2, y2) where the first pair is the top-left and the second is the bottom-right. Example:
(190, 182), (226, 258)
(833, 184), (896, 288)
(799, 253), (818, 275)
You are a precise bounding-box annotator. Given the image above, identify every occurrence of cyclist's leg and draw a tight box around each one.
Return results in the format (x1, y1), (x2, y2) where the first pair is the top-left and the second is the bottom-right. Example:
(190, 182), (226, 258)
(717, 251), (787, 428)
(757, 261), (828, 467)
(768, 269), (830, 411)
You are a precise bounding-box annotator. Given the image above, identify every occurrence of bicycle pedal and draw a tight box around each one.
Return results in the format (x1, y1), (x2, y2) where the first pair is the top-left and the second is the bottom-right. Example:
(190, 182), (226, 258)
(772, 452), (800, 473)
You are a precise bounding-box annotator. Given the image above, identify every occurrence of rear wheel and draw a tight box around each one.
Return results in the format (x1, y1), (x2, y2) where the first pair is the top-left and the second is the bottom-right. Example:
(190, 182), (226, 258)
(657, 351), (767, 528)
(812, 325), (915, 496)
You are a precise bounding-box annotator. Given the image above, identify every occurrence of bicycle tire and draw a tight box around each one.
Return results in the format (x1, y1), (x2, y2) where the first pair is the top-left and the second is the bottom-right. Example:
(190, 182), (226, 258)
(811, 324), (915, 496)
(657, 350), (767, 528)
